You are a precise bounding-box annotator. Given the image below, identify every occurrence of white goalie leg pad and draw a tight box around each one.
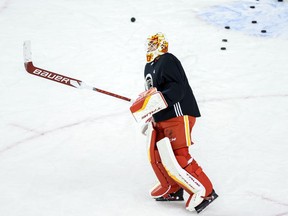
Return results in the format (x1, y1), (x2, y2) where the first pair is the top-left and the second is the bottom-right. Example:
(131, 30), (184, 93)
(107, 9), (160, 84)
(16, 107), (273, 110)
(156, 137), (206, 208)
(145, 122), (155, 162)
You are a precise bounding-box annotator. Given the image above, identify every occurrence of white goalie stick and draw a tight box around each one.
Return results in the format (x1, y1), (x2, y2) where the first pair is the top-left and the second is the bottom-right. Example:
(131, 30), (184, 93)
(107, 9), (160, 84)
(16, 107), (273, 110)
(23, 41), (132, 102)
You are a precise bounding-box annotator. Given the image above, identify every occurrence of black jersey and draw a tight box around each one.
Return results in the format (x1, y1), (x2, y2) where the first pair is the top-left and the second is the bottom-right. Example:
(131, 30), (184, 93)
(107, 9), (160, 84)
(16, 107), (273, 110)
(144, 53), (201, 122)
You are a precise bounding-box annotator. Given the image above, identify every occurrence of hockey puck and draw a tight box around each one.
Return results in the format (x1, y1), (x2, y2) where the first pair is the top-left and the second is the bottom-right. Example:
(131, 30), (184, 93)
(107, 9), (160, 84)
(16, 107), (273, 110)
(131, 17), (136, 22)
(261, 30), (267, 33)
(278, 0), (283, 2)
(221, 47), (226, 50)
(225, 26), (230, 29)
(222, 39), (228, 42)
(250, 6), (255, 9)
(252, 20), (257, 24)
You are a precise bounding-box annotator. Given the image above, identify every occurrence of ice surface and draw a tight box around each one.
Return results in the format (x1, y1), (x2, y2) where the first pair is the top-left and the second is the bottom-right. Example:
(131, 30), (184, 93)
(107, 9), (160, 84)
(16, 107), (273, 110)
(1, 0), (288, 215)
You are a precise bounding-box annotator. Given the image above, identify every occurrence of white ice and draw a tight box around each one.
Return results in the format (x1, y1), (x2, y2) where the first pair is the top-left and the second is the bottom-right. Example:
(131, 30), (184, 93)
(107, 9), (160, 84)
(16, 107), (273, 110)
(1, 0), (288, 215)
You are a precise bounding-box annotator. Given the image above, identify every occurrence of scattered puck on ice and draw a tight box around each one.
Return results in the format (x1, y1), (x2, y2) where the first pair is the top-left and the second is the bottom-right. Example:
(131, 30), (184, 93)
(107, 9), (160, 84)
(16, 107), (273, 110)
(252, 20), (257, 24)
(131, 17), (136, 22)
(261, 30), (267, 33)
(221, 47), (226, 50)
(250, 6), (255, 8)
(278, 0), (283, 2)
(222, 39), (228, 42)
(225, 26), (230, 29)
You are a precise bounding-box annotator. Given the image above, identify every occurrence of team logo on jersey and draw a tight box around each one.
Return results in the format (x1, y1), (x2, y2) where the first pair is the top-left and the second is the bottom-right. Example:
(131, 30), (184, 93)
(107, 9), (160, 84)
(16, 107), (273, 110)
(145, 73), (153, 89)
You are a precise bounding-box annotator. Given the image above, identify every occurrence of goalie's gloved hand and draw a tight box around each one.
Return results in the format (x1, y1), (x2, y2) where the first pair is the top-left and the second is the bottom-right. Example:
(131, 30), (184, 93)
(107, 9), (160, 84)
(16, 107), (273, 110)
(141, 123), (149, 136)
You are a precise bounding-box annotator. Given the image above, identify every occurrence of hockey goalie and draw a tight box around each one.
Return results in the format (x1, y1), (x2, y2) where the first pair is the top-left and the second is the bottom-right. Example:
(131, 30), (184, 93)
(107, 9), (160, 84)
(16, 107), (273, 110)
(130, 33), (218, 213)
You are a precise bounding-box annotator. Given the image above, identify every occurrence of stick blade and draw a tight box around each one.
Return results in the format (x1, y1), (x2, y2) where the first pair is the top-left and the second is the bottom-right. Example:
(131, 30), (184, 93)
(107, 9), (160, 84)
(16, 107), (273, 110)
(23, 40), (32, 63)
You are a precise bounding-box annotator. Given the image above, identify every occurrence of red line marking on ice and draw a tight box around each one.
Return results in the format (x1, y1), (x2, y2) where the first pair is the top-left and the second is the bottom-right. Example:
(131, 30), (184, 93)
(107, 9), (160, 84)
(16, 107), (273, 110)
(1, 93), (287, 154)
(9, 123), (45, 135)
(275, 212), (288, 216)
(249, 192), (288, 207)
(199, 93), (288, 103)
(0, 111), (126, 154)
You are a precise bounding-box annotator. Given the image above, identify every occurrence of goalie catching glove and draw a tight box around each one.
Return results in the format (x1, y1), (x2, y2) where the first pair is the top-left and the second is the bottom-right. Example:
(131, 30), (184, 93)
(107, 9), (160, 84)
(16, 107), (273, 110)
(130, 88), (168, 123)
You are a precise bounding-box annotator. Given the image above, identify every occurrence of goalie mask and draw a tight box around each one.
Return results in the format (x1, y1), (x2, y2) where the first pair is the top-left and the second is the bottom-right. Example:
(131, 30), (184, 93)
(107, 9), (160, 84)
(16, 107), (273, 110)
(146, 33), (168, 63)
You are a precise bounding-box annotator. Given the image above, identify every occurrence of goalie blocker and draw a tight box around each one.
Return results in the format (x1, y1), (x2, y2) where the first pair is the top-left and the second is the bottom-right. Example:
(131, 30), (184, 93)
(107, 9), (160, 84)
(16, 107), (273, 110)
(130, 88), (168, 123)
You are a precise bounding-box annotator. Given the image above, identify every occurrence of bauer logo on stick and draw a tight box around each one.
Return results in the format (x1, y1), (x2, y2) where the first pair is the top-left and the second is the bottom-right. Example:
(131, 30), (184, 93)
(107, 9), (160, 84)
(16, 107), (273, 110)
(32, 68), (72, 84)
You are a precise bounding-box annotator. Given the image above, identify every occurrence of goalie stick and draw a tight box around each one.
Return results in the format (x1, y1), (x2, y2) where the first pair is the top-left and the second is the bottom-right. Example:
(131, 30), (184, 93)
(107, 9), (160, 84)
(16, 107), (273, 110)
(23, 40), (132, 102)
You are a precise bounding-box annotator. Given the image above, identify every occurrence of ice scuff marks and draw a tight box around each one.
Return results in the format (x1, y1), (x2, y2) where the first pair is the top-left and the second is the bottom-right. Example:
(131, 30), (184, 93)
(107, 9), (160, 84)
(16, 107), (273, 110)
(197, 0), (288, 38)
(0, 0), (10, 13)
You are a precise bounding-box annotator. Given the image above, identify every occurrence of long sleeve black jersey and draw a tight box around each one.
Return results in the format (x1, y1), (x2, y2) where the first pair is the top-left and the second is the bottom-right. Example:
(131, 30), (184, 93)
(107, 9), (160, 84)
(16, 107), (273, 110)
(144, 53), (201, 122)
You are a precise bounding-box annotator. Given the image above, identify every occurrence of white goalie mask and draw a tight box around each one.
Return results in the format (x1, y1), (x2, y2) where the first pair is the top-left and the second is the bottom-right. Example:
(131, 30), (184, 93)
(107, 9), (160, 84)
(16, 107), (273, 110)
(146, 33), (168, 63)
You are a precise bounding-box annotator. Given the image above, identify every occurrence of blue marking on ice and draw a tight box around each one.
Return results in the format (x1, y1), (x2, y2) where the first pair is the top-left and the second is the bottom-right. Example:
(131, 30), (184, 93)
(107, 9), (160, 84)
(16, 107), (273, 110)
(197, 0), (288, 38)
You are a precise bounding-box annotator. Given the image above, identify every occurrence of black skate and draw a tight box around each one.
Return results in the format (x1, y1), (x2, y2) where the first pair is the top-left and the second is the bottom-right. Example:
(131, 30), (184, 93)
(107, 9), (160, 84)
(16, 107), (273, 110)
(195, 189), (218, 213)
(155, 188), (184, 201)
